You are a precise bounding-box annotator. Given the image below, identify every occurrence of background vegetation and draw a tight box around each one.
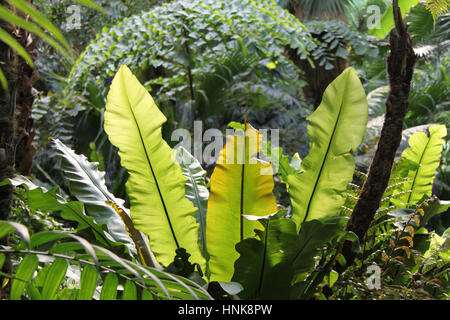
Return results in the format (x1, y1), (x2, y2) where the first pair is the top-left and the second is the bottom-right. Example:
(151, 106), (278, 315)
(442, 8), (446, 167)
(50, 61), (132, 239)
(0, 0), (448, 300)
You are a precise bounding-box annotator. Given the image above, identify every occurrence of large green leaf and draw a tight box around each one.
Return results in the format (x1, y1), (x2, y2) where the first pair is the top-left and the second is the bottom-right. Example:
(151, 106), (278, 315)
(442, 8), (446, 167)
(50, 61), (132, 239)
(51, 138), (135, 252)
(369, 0), (421, 38)
(206, 124), (278, 282)
(51, 138), (159, 267)
(287, 67), (368, 232)
(290, 216), (356, 299)
(232, 216), (298, 299)
(392, 125), (447, 206)
(103, 65), (204, 269)
(176, 146), (209, 253)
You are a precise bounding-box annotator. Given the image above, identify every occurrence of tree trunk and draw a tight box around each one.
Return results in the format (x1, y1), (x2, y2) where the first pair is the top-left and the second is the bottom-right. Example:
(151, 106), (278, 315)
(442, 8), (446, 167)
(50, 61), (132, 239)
(0, 0), (38, 298)
(288, 47), (349, 108)
(286, 2), (349, 108)
(343, 1), (417, 264)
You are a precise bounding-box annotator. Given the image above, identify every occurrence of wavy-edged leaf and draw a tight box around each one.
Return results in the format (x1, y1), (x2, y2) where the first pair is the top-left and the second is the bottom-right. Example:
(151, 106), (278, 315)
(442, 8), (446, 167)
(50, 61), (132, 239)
(104, 65), (204, 269)
(50, 138), (135, 254)
(206, 124), (278, 282)
(2, 176), (118, 248)
(176, 146), (209, 253)
(232, 216), (297, 299)
(392, 125), (447, 206)
(10, 254), (39, 300)
(287, 67), (368, 232)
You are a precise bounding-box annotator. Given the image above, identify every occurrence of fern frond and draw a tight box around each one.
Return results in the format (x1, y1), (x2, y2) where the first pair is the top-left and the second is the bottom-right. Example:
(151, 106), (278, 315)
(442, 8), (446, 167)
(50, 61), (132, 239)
(425, 0), (449, 20)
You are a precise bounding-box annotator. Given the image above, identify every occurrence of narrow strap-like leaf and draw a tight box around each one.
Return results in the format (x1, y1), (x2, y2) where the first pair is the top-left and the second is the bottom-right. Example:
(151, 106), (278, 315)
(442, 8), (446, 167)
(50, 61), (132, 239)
(0, 27), (34, 67)
(122, 280), (137, 300)
(0, 67), (7, 90)
(41, 258), (68, 300)
(0, 221), (30, 249)
(100, 273), (119, 300)
(0, 6), (73, 62)
(78, 264), (98, 300)
(7, 0), (72, 54)
(10, 254), (39, 300)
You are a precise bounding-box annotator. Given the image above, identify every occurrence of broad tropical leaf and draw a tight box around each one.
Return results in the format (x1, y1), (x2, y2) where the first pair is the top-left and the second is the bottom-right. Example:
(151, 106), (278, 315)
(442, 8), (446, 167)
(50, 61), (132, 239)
(103, 65), (204, 269)
(51, 138), (135, 251)
(392, 125), (447, 206)
(51, 138), (159, 268)
(206, 124), (278, 282)
(291, 216), (350, 278)
(232, 216), (297, 299)
(287, 67), (368, 232)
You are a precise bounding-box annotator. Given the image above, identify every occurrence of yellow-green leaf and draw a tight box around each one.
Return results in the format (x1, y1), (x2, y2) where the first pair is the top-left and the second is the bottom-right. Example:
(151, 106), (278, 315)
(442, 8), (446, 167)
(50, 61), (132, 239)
(104, 65), (204, 269)
(392, 125), (447, 206)
(288, 67), (368, 232)
(206, 124), (278, 281)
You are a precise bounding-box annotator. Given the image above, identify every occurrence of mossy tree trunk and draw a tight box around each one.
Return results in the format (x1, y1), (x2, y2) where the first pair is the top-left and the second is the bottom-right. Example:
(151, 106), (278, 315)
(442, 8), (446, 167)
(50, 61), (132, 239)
(343, 1), (417, 264)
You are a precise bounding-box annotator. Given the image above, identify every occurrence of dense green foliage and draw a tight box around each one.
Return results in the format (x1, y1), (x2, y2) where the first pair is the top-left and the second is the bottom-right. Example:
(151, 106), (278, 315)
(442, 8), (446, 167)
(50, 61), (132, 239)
(1, 0), (449, 301)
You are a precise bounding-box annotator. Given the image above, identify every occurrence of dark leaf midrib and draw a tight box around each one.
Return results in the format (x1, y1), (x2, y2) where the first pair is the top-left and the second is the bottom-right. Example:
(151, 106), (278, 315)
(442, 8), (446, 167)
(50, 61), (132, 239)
(406, 134), (432, 204)
(303, 104), (343, 223)
(125, 94), (179, 249)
